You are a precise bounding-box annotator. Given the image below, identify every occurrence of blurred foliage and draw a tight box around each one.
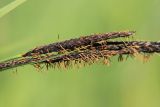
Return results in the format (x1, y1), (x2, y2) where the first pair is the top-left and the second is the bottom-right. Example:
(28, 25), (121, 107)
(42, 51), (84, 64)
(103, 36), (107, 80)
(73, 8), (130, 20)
(0, 0), (160, 107)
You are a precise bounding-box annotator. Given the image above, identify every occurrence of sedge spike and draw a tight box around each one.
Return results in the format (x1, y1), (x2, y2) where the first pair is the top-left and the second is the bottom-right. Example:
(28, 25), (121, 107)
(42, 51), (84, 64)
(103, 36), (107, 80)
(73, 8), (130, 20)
(0, 31), (160, 72)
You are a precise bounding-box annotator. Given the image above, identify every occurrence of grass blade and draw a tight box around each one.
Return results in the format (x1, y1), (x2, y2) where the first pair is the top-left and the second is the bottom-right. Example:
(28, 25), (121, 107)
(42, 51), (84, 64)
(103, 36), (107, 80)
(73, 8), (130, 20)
(0, 0), (26, 18)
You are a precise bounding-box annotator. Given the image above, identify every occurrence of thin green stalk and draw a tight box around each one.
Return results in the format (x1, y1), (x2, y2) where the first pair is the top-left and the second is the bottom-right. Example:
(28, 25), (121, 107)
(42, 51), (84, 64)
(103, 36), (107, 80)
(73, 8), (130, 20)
(0, 0), (26, 18)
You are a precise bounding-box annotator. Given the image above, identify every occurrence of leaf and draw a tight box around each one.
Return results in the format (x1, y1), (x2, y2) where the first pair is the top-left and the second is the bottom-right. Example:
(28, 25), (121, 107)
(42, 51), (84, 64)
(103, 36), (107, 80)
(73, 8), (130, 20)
(0, 0), (26, 18)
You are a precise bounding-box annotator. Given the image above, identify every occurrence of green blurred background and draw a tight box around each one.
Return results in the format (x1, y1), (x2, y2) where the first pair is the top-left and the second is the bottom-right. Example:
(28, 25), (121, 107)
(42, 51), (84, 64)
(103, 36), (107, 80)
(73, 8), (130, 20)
(0, 0), (160, 107)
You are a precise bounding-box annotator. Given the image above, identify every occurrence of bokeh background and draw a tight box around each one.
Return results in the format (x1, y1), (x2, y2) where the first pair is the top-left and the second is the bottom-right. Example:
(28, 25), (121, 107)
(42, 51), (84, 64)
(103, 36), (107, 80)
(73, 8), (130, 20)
(0, 0), (160, 107)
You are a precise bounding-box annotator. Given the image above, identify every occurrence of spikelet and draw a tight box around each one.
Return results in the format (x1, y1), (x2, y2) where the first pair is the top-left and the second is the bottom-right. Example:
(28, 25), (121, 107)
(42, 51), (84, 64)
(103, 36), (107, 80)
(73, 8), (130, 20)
(22, 31), (135, 57)
(1, 31), (160, 72)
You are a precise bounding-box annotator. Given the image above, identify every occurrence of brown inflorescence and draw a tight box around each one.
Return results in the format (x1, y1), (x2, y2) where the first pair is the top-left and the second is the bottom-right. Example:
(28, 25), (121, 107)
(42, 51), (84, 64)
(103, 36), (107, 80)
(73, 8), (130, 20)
(22, 31), (135, 57)
(0, 31), (160, 72)
(42, 41), (160, 69)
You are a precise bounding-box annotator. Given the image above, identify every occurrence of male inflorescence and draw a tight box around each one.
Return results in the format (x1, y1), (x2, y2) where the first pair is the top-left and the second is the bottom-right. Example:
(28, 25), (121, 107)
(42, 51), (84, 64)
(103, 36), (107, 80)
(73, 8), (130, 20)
(0, 31), (160, 72)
